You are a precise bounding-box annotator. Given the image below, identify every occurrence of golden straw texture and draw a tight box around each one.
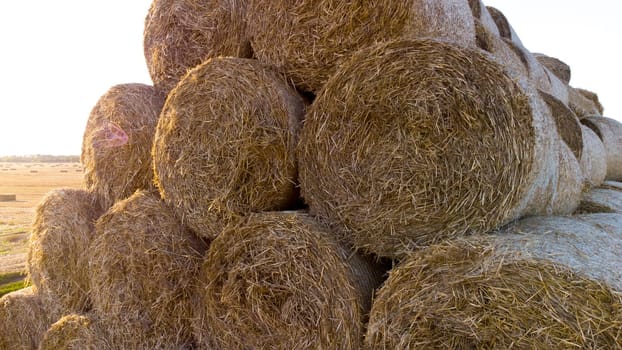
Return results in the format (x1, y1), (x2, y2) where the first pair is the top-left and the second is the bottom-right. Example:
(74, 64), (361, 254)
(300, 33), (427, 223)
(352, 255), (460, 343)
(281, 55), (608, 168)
(192, 211), (385, 349)
(27, 188), (103, 315)
(247, 0), (476, 92)
(153, 57), (305, 239)
(38, 314), (100, 350)
(81, 83), (165, 210)
(89, 191), (207, 348)
(298, 39), (535, 258)
(366, 215), (622, 349)
(144, 0), (251, 93)
(0, 287), (52, 350)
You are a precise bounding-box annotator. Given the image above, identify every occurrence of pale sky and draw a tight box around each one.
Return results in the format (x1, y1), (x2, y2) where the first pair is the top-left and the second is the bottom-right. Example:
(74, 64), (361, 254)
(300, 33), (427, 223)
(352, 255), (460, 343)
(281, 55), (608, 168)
(0, 1), (620, 156)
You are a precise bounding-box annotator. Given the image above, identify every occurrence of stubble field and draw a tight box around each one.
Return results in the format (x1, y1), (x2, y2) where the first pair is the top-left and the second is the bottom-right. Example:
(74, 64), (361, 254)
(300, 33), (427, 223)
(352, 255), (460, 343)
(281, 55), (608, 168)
(0, 162), (83, 277)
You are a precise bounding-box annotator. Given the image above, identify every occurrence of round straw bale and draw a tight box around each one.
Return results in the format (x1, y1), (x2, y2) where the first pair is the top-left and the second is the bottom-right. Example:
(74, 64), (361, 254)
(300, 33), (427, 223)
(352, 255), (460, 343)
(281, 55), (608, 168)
(473, 19), (493, 53)
(542, 65), (570, 104)
(577, 88), (604, 114)
(153, 57), (305, 239)
(550, 141), (584, 214)
(534, 52), (571, 84)
(38, 314), (100, 350)
(538, 90), (583, 160)
(247, 0), (476, 92)
(192, 211), (386, 349)
(38, 313), (184, 350)
(89, 190), (207, 348)
(583, 116), (622, 180)
(513, 82), (583, 218)
(298, 39), (536, 258)
(366, 215), (622, 349)
(578, 187), (622, 214)
(144, 0), (251, 93)
(486, 6), (524, 47)
(0, 287), (53, 350)
(474, 21), (528, 79)
(568, 86), (602, 118)
(81, 83), (165, 210)
(468, 0), (500, 37)
(502, 41), (556, 99)
(473, 21), (562, 103)
(27, 188), (103, 315)
(580, 125), (607, 187)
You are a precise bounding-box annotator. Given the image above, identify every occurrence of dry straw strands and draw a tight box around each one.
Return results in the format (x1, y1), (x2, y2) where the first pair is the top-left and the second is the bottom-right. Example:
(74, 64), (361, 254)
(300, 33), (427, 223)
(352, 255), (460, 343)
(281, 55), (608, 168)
(485, 6), (524, 47)
(144, 0), (251, 93)
(578, 187), (622, 214)
(580, 125), (607, 188)
(247, 0), (475, 92)
(0, 287), (53, 350)
(81, 83), (165, 210)
(153, 57), (305, 239)
(569, 86), (603, 118)
(89, 191), (207, 348)
(583, 116), (622, 180)
(38, 314), (100, 350)
(192, 211), (385, 349)
(468, 0), (500, 37)
(27, 189), (103, 315)
(38, 313), (181, 350)
(577, 88), (604, 114)
(366, 215), (622, 349)
(298, 39), (535, 258)
(538, 90), (583, 160)
(534, 53), (571, 84)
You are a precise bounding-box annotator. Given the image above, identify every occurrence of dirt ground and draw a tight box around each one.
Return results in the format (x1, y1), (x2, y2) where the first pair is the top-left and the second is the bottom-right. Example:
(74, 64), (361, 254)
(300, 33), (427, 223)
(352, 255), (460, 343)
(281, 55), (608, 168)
(0, 162), (83, 274)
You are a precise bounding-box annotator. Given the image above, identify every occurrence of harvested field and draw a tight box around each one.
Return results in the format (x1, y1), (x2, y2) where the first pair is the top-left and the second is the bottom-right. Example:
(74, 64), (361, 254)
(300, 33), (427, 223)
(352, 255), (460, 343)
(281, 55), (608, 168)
(0, 162), (83, 276)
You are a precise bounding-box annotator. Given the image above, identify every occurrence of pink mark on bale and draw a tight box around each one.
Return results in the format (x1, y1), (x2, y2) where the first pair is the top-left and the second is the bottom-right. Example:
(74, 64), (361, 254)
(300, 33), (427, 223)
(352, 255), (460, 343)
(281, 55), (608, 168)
(92, 122), (129, 149)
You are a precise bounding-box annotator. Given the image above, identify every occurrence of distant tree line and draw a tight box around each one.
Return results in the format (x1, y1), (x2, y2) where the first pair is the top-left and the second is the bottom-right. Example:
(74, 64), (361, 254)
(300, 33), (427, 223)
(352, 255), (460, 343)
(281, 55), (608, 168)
(0, 155), (80, 163)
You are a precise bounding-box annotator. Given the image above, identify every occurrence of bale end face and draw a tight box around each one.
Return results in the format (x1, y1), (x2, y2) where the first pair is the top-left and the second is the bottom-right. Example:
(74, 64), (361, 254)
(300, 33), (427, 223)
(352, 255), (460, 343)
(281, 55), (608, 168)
(81, 83), (165, 210)
(298, 39), (535, 258)
(89, 190), (207, 346)
(153, 57), (305, 239)
(192, 211), (385, 349)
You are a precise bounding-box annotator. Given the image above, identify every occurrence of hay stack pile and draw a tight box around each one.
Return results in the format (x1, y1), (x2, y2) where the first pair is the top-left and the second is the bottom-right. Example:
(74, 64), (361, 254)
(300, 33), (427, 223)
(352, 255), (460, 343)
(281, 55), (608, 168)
(3, 0), (622, 348)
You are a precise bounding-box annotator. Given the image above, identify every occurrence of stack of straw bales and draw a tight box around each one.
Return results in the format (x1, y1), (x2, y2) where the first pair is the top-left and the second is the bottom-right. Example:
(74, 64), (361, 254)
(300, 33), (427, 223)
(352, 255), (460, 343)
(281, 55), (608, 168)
(3, 0), (622, 348)
(583, 116), (622, 181)
(366, 214), (622, 349)
(27, 189), (103, 316)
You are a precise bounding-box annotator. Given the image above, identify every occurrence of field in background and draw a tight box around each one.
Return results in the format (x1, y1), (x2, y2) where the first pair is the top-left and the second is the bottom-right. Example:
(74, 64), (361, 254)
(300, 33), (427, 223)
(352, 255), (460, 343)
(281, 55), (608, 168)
(0, 162), (83, 280)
